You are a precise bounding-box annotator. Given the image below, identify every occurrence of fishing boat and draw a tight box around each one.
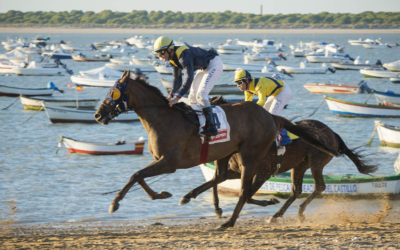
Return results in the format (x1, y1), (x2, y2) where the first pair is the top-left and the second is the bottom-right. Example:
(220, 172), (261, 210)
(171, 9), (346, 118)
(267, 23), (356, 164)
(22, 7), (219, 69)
(276, 62), (333, 74)
(303, 83), (361, 94)
(19, 95), (99, 110)
(43, 104), (139, 123)
(200, 162), (400, 196)
(160, 78), (241, 95)
(0, 84), (55, 97)
(360, 68), (400, 78)
(70, 66), (121, 87)
(383, 60), (400, 72)
(375, 121), (400, 148)
(71, 53), (111, 62)
(324, 96), (400, 117)
(374, 91), (400, 105)
(59, 136), (146, 155)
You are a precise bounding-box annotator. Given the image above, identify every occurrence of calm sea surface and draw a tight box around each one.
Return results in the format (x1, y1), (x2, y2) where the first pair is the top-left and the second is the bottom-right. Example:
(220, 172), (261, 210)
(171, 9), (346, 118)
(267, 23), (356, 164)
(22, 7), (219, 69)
(1, 32), (400, 225)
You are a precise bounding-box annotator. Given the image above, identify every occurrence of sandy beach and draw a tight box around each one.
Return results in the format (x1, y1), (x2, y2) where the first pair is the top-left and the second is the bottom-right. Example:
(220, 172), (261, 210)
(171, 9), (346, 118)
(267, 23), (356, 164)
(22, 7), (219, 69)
(1, 202), (399, 249)
(0, 27), (399, 34)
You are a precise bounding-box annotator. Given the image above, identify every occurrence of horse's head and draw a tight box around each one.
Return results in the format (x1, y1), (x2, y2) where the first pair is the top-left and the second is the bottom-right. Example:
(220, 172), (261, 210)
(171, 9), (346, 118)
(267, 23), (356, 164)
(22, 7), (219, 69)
(95, 71), (132, 125)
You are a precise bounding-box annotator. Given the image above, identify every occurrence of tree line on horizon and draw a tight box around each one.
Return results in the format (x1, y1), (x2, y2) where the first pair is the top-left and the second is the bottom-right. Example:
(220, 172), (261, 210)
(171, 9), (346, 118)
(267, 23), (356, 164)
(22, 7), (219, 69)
(0, 10), (399, 29)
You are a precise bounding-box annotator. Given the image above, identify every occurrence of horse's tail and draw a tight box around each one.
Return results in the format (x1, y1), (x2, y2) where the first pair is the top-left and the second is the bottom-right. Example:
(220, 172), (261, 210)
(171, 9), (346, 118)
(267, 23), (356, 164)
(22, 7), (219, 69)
(272, 115), (339, 157)
(334, 132), (378, 174)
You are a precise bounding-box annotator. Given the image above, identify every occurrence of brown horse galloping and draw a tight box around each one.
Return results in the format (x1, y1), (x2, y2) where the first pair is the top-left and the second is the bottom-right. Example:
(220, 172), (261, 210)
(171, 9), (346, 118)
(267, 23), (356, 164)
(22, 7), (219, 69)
(94, 71), (338, 229)
(180, 119), (377, 223)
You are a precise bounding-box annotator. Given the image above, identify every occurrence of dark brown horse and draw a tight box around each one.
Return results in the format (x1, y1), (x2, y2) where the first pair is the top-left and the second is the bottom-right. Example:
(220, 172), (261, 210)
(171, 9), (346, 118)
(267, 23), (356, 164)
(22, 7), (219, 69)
(94, 71), (339, 229)
(179, 118), (377, 223)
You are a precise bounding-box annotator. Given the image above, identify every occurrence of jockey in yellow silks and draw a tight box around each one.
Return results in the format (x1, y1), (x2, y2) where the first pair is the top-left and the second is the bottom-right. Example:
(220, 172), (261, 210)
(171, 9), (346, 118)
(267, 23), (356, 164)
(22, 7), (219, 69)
(234, 68), (291, 115)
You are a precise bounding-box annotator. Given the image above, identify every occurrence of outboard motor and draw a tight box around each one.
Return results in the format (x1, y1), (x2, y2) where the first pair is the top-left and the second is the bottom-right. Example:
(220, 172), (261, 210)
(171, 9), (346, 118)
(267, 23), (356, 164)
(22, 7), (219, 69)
(358, 80), (373, 94)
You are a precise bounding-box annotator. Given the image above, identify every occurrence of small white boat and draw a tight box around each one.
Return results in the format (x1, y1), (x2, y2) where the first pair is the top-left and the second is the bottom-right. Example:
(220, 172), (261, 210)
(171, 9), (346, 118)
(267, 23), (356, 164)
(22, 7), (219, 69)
(276, 62), (332, 74)
(105, 62), (156, 72)
(360, 68), (400, 78)
(374, 91), (400, 105)
(304, 83), (360, 94)
(43, 104), (139, 123)
(59, 136), (146, 155)
(71, 53), (111, 62)
(0, 84), (55, 97)
(223, 62), (265, 72)
(20, 96), (99, 110)
(306, 54), (353, 64)
(331, 57), (382, 70)
(70, 66), (122, 87)
(383, 60), (400, 72)
(324, 96), (400, 117)
(160, 78), (241, 95)
(12, 61), (67, 76)
(200, 163), (400, 196)
(375, 121), (400, 148)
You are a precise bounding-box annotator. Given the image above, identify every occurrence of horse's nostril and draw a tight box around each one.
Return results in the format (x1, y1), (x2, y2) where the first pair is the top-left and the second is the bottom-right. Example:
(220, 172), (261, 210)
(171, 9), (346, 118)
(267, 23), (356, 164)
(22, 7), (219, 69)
(94, 113), (101, 119)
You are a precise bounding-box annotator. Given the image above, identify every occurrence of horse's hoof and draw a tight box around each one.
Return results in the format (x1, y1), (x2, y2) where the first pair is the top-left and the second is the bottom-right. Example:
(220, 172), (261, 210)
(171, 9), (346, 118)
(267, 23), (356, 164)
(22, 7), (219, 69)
(298, 214), (305, 223)
(217, 221), (233, 230)
(179, 197), (190, 205)
(159, 191), (172, 199)
(270, 198), (280, 204)
(267, 216), (277, 224)
(215, 208), (223, 218)
(109, 202), (119, 214)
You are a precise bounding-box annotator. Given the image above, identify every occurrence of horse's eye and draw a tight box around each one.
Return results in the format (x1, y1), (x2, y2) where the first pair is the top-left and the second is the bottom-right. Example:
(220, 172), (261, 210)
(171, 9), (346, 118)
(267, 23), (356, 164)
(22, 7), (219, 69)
(112, 89), (121, 100)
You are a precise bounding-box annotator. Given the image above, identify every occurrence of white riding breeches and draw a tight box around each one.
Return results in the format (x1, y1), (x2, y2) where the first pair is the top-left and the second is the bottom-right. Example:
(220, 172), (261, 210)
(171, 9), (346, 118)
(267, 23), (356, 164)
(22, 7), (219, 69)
(263, 83), (292, 115)
(188, 56), (223, 107)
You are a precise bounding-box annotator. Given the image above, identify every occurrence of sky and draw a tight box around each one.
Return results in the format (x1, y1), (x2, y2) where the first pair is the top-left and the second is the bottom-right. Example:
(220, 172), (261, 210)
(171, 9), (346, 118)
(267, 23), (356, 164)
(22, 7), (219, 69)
(0, 0), (399, 14)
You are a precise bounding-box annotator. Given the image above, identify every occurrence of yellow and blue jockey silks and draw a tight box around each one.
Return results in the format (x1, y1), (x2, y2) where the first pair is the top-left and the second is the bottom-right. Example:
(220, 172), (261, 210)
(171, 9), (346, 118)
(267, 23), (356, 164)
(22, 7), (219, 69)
(244, 77), (285, 106)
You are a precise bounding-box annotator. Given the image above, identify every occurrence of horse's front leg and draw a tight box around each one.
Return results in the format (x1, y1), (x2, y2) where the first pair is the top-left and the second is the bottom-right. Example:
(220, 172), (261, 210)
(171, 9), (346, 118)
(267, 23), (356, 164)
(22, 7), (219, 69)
(109, 157), (176, 213)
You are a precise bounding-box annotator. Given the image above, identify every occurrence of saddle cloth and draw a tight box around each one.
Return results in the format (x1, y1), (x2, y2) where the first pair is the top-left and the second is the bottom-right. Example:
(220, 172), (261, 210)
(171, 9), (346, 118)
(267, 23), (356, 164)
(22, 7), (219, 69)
(190, 104), (231, 144)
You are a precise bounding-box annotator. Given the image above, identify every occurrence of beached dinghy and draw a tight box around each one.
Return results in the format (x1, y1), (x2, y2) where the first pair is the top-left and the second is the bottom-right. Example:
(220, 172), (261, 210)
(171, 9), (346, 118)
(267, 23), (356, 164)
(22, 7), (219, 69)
(59, 136), (146, 155)
(200, 162), (400, 197)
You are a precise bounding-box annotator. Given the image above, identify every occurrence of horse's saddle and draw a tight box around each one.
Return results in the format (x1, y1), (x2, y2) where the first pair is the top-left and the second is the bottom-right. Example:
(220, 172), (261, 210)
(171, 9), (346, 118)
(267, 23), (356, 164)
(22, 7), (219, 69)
(173, 102), (231, 144)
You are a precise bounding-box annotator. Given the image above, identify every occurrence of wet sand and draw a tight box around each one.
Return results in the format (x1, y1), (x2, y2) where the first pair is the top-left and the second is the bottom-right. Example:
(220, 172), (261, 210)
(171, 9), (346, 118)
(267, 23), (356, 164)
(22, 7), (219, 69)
(1, 27), (399, 34)
(1, 205), (399, 249)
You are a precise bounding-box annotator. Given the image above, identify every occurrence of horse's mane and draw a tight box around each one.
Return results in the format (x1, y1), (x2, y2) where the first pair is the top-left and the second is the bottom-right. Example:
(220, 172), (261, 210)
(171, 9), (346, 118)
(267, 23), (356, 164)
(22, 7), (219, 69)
(128, 77), (168, 104)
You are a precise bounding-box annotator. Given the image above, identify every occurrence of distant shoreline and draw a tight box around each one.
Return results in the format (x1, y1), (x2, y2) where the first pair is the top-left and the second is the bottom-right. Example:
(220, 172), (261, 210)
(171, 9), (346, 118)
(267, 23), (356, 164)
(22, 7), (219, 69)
(1, 27), (399, 34)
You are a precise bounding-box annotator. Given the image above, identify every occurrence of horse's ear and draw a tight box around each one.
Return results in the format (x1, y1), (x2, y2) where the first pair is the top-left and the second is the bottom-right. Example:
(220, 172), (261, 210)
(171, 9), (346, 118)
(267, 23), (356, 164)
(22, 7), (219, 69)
(120, 70), (130, 83)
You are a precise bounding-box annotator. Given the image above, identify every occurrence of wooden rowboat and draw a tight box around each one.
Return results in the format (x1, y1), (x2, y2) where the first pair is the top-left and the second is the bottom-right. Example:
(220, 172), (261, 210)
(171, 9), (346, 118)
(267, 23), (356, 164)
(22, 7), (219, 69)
(304, 83), (360, 94)
(19, 95), (99, 110)
(59, 136), (145, 155)
(200, 163), (400, 197)
(324, 96), (400, 117)
(43, 104), (139, 123)
(375, 121), (400, 148)
(0, 84), (54, 97)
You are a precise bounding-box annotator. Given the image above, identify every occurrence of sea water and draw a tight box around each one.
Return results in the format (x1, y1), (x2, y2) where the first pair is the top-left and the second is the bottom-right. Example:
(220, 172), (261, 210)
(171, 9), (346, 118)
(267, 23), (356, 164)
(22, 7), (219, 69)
(1, 32), (399, 225)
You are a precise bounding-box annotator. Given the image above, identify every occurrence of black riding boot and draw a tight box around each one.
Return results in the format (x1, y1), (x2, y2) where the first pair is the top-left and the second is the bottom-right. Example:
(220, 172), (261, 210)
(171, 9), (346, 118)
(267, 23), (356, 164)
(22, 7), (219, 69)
(201, 107), (218, 136)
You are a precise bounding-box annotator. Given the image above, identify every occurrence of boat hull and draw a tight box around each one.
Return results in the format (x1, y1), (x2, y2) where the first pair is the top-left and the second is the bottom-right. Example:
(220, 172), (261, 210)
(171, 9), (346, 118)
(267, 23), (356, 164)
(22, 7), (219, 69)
(0, 85), (54, 97)
(43, 105), (139, 123)
(324, 96), (400, 117)
(61, 136), (145, 155)
(304, 83), (360, 94)
(376, 121), (400, 148)
(20, 96), (99, 110)
(200, 163), (400, 196)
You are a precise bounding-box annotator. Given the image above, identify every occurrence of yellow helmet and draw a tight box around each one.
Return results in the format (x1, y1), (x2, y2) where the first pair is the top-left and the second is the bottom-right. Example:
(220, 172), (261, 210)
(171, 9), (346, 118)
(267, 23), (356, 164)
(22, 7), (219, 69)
(153, 36), (174, 52)
(234, 68), (251, 83)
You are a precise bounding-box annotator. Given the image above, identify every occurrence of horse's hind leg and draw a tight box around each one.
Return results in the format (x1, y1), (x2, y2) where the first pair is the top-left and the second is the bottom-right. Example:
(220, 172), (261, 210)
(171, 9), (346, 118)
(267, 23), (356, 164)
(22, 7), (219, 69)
(247, 172), (280, 206)
(109, 157), (176, 213)
(180, 157), (231, 205)
(268, 165), (308, 223)
(298, 167), (326, 222)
